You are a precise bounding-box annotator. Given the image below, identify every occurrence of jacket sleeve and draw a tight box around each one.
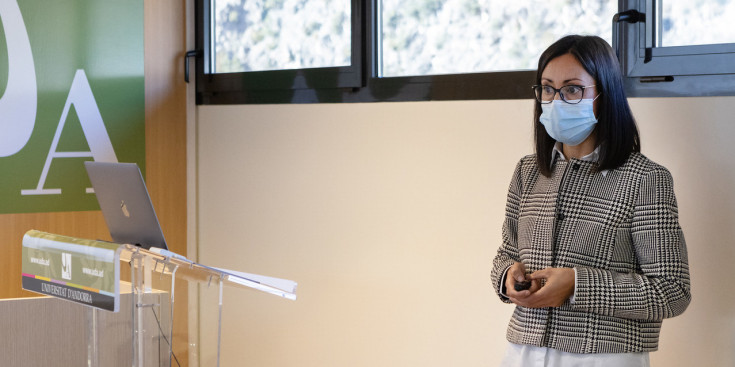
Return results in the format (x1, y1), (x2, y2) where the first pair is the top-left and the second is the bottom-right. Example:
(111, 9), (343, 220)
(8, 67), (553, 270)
(572, 167), (691, 321)
(491, 160), (524, 303)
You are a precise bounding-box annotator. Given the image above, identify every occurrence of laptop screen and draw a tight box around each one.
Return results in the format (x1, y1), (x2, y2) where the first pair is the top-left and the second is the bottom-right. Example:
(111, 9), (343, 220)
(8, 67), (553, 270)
(85, 161), (167, 250)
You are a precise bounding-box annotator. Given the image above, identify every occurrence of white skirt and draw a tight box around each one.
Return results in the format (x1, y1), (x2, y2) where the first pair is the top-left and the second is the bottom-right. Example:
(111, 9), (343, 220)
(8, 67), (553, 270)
(500, 342), (650, 367)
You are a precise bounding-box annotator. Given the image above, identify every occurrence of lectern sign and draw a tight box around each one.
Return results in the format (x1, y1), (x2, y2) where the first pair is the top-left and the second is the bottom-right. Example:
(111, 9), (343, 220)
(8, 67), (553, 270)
(21, 230), (121, 312)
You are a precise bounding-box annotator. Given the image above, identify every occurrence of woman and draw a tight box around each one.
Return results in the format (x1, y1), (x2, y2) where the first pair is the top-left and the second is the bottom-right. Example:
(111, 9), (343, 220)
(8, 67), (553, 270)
(491, 35), (691, 366)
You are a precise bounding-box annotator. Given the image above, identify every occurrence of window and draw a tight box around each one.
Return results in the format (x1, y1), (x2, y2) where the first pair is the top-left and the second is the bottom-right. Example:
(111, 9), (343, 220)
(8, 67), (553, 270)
(378, 1), (616, 77)
(213, 0), (352, 73)
(615, 0), (735, 97)
(661, 1), (735, 47)
(196, 0), (362, 103)
(194, 0), (735, 104)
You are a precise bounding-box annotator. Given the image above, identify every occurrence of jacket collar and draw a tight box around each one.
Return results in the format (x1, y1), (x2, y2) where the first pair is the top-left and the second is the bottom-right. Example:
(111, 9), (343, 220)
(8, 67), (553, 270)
(551, 142), (608, 176)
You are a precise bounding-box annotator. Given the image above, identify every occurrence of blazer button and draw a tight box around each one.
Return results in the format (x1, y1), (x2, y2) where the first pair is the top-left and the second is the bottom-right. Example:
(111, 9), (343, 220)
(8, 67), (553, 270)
(572, 163), (581, 171)
(557, 213), (565, 221)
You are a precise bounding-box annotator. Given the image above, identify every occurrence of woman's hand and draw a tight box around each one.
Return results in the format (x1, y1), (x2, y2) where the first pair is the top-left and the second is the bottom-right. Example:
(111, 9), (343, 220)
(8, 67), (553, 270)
(509, 267), (575, 308)
(504, 262), (542, 299)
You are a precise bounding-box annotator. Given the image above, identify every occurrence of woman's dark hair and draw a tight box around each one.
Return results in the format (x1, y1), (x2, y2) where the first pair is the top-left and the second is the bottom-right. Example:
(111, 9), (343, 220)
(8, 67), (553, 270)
(534, 35), (640, 176)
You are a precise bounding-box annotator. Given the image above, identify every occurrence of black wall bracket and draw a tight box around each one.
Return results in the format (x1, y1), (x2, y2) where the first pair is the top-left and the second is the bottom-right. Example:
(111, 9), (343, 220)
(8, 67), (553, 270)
(185, 50), (202, 83)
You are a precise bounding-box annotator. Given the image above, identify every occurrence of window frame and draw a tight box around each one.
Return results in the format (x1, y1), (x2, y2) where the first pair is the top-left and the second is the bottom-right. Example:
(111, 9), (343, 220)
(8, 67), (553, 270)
(195, 0), (735, 104)
(615, 0), (735, 97)
(195, 0), (364, 103)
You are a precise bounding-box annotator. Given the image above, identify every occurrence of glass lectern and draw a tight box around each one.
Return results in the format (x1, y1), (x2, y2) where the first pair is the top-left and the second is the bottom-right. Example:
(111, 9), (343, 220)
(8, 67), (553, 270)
(18, 230), (297, 367)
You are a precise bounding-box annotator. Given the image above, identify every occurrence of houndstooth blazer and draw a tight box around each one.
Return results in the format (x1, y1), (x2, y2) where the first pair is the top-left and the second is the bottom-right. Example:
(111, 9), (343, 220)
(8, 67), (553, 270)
(491, 152), (691, 354)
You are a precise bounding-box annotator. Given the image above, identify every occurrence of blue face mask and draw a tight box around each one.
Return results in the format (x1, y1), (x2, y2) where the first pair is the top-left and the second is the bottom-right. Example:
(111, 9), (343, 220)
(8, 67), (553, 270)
(539, 98), (598, 146)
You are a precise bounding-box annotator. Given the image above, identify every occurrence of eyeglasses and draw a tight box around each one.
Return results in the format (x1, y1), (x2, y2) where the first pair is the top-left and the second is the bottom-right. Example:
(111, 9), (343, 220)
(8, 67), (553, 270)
(532, 84), (596, 104)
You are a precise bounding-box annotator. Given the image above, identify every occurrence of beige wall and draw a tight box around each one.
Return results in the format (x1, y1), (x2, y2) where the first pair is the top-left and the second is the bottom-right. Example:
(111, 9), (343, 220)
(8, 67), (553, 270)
(193, 97), (735, 366)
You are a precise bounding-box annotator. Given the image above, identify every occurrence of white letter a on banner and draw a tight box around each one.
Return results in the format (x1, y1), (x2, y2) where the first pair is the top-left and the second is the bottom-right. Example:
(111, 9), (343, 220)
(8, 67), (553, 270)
(22, 69), (118, 195)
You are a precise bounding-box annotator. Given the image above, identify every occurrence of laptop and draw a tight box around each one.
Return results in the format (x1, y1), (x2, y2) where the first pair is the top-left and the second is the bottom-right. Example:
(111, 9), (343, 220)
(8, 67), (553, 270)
(84, 161), (168, 250)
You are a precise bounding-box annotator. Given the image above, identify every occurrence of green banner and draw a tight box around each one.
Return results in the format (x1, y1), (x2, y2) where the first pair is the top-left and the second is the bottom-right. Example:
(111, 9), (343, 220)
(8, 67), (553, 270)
(21, 230), (121, 312)
(0, 0), (145, 214)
